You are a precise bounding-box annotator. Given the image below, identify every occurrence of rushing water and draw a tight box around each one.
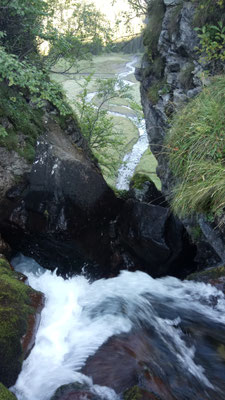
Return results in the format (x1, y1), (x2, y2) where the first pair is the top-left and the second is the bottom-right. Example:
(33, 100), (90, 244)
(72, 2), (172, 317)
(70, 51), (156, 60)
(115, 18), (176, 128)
(11, 254), (225, 400)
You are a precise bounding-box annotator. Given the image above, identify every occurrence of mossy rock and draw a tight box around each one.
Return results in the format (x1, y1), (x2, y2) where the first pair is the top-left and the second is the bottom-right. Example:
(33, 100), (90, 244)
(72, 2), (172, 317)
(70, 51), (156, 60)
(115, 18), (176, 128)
(0, 383), (17, 400)
(0, 256), (41, 387)
(124, 386), (143, 400)
(130, 173), (154, 190)
(187, 265), (225, 282)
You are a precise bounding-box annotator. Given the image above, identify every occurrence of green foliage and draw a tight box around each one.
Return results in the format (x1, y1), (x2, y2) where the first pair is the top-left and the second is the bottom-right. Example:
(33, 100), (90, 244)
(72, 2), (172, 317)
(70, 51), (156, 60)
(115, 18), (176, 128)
(0, 0), (51, 59)
(47, 1), (113, 72)
(0, 46), (71, 116)
(195, 21), (225, 70)
(0, 82), (44, 161)
(166, 75), (225, 217)
(0, 383), (16, 400)
(147, 78), (168, 104)
(192, 0), (225, 28)
(130, 172), (153, 189)
(74, 74), (134, 178)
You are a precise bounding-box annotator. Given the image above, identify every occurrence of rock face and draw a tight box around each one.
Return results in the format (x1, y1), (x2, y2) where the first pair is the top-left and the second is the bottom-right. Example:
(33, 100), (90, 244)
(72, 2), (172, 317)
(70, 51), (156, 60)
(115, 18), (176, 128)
(0, 147), (30, 201)
(0, 256), (44, 387)
(138, 0), (225, 267)
(119, 199), (195, 277)
(0, 113), (121, 276)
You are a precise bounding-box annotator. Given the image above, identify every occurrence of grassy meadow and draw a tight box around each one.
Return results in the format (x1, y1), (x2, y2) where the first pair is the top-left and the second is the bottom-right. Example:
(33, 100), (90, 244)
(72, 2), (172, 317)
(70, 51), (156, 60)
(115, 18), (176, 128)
(51, 53), (159, 188)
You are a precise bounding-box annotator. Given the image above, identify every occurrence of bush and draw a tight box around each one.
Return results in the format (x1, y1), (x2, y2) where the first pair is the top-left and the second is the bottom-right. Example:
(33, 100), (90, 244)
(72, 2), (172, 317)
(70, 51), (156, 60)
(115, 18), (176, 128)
(166, 75), (225, 217)
(192, 0), (225, 28)
(195, 21), (225, 72)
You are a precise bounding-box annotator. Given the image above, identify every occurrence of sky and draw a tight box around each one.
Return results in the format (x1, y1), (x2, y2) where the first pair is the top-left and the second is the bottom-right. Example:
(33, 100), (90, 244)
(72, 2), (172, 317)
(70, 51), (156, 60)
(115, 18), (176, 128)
(86, 0), (144, 38)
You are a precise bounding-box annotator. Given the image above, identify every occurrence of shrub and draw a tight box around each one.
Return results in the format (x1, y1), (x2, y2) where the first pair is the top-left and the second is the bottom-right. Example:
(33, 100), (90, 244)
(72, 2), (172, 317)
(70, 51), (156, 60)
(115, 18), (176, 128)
(195, 21), (225, 71)
(192, 0), (225, 28)
(166, 75), (225, 217)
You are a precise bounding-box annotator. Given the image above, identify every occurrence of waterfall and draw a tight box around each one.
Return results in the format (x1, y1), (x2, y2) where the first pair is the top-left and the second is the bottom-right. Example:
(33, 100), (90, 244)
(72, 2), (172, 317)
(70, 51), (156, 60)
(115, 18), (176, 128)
(11, 254), (225, 400)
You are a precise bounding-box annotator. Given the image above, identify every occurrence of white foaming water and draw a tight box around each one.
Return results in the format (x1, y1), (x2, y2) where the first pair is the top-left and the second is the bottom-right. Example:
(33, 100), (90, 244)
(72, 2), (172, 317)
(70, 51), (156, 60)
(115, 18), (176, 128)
(116, 56), (150, 190)
(116, 117), (149, 190)
(11, 255), (225, 400)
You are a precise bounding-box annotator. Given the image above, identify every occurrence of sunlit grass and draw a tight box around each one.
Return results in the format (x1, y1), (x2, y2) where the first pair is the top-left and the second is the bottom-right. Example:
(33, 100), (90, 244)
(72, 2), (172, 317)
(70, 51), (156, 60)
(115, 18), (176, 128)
(166, 75), (225, 217)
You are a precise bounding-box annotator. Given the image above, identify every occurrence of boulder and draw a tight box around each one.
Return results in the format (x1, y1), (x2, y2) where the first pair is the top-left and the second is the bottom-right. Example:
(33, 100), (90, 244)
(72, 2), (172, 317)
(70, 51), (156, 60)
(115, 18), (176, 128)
(0, 116), (121, 276)
(0, 256), (44, 387)
(119, 199), (196, 277)
(51, 383), (101, 400)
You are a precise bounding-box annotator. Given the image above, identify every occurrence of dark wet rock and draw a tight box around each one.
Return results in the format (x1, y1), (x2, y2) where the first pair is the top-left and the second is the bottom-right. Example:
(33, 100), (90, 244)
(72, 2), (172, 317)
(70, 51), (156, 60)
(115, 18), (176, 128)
(51, 383), (101, 400)
(129, 174), (167, 207)
(0, 234), (11, 258)
(138, 0), (225, 267)
(0, 116), (121, 276)
(0, 256), (44, 387)
(187, 265), (225, 293)
(0, 147), (30, 201)
(119, 199), (196, 277)
(82, 332), (176, 399)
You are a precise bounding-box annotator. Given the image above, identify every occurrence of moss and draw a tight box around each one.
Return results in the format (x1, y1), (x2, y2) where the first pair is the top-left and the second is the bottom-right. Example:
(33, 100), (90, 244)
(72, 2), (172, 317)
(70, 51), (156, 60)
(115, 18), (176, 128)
(188, 225), (202, 241)
(147, 79), (168, 105)
(0, 256), (37, 387)
(124, 386), (142, 400)
(147, 56), (165, 80)
(187, 265), (225, 281)
(143, 0), (165, 59)
(112, 188), (130, 199)
(130, 172), (153, 190)
(0, 383), (17, 400)
(168, 3), (184, 38)
(0, 82), (44, 162)
(178, 63), (195, 90)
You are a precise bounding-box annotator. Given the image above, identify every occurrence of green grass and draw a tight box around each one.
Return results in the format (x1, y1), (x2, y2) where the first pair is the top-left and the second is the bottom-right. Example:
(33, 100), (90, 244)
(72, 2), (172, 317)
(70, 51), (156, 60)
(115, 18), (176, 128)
(134, 148), (161, 189)
(51, 53), (145, 184)
(165, 75), (225, 217)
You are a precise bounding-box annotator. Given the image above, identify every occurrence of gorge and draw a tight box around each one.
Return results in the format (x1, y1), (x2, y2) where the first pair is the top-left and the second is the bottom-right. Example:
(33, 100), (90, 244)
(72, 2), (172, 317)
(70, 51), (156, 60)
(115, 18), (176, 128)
(0, 0), (225, 399)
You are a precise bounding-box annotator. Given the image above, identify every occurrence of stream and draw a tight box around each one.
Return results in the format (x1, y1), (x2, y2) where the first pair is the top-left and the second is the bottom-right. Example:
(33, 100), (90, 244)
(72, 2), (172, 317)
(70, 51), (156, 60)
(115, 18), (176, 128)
(86, 56), (149, 190)
(11, 254), (225, 400)
(115, 57), (149, 191)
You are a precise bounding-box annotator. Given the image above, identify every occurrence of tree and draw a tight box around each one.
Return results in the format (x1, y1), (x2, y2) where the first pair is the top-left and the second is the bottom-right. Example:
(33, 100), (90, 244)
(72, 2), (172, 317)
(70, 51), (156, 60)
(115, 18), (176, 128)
(112, 0), (149, 33)
(74, 75), (133, 177)
(46, 1), (113, 73)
